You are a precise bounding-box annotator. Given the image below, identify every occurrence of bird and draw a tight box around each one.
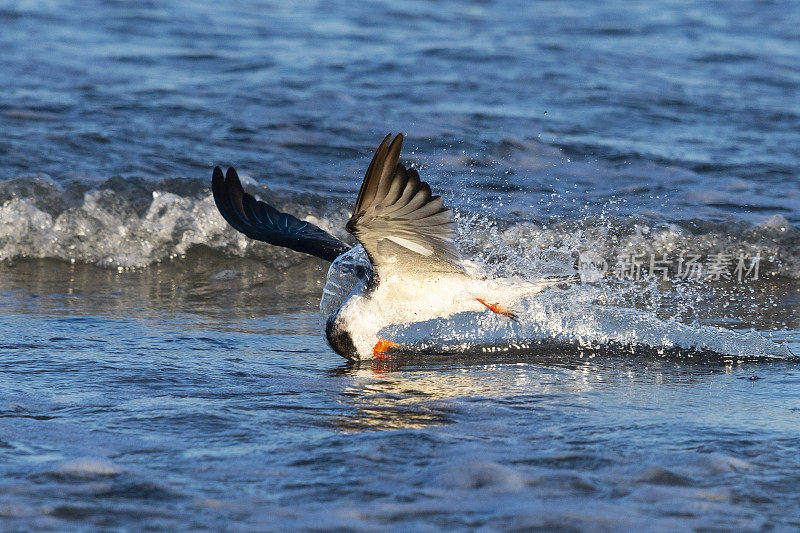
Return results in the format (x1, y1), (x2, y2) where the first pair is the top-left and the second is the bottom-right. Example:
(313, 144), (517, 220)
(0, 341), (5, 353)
(212, 133), (569, 360)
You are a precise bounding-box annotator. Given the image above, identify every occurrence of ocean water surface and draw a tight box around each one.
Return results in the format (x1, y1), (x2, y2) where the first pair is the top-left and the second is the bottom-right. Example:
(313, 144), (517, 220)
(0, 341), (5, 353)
(1, 0), (799, 530)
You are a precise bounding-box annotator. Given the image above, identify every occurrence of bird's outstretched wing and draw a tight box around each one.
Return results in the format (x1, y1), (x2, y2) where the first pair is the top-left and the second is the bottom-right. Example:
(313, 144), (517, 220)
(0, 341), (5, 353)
(345, 133), (462, 278)
(212, 166), (350, 262)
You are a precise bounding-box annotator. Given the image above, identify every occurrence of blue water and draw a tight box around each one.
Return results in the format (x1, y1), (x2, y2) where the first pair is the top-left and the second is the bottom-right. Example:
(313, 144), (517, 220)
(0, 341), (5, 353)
(3, 0), (799, 222)
(1, 0), (799, 530)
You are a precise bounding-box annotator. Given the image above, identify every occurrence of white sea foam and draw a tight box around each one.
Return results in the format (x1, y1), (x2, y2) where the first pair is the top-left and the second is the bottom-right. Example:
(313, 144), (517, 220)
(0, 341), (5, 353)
(0, 176), (797, 282)
(379, 287), (792, 359)
(0, 177), (348, 268)
(53, 459), (120, 479)
(0, 189), (241, 267)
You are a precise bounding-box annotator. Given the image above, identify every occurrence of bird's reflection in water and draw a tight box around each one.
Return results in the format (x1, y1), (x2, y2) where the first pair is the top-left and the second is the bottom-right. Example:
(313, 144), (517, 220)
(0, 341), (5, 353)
(327, 348), (762, 433)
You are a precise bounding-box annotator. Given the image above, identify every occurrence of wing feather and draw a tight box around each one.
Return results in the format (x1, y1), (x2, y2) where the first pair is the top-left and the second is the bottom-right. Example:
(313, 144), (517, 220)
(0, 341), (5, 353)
(345, 133), (462, 277)
(212, 166), (350, 262)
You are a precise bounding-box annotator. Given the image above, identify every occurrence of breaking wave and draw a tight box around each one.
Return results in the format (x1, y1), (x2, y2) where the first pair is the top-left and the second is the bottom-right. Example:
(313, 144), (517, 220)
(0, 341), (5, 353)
(0, 174), (352, 268)
(1, 175), (797, 281)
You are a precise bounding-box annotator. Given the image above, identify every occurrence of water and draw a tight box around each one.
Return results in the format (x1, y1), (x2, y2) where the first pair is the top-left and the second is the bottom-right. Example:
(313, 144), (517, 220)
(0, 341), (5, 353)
(1, 0), (799, 529)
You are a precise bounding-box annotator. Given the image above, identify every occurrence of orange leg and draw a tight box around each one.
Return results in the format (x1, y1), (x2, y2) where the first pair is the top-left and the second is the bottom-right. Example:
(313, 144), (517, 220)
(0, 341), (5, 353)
(476, 298), (517, 320)
(372, 337), (399, 359)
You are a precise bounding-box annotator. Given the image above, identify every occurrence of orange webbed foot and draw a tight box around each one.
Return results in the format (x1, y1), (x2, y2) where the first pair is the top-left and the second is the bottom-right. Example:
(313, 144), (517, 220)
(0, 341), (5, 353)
(476, 298), (517, 321)
(372, 337), (399, 359)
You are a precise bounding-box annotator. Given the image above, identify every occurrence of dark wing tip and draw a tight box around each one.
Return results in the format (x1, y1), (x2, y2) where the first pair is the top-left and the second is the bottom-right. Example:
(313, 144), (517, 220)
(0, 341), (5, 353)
(222, 167), (247, 221)
(211, 166), (225, 196)
(352, 133), (397, 217)
(225, 166), (241, 185)
(383, 134), (403, 175)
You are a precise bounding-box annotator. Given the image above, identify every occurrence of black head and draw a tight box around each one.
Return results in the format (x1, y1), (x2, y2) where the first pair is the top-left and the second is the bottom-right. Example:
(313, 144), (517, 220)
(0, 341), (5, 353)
(325, 313), (358, 360)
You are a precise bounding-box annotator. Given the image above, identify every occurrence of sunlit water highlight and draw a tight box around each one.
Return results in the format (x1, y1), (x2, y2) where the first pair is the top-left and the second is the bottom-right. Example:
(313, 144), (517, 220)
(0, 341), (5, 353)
(1, 0), (799, 529)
